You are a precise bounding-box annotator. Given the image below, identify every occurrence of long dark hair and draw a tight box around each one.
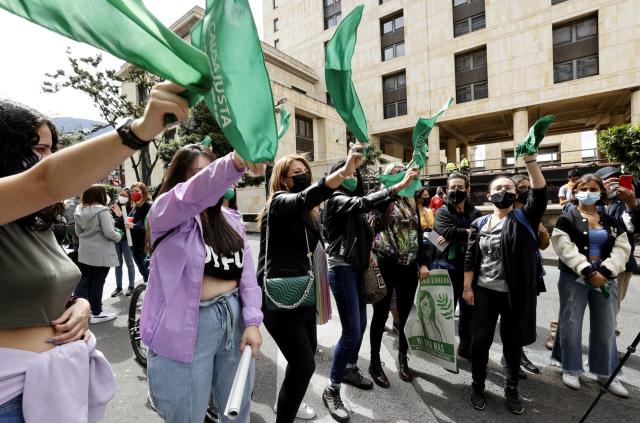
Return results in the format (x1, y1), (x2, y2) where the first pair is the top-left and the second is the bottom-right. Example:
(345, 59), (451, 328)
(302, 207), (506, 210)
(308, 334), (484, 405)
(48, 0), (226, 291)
(158, 144), (243, 255)
(0, 100), (61, 230)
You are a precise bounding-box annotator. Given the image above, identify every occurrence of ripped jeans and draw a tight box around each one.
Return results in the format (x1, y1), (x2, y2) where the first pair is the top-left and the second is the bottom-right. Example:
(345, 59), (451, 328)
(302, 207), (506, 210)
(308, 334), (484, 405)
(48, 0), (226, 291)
(148, 289), (254, 423)
(551, 269), (619, 378)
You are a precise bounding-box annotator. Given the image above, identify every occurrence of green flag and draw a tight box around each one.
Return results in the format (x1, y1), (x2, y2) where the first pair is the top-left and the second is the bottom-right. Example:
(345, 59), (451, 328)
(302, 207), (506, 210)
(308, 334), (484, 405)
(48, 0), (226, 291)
(1, 0), (280, 162)
(379, 171), (422, 198)
(201, 136), (212, 147)
(325, 5), (368, 143)
(196, 0), (278, 162)
(277, 106), (291, 140)
(0, 0), (210, 106)
(411, 98), (454, 168)
(515, 115), (555, 160)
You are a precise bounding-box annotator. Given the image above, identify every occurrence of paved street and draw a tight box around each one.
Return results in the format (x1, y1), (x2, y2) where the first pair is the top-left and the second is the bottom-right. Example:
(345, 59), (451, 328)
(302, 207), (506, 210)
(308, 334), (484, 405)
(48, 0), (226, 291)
(93, 235), (640, 422)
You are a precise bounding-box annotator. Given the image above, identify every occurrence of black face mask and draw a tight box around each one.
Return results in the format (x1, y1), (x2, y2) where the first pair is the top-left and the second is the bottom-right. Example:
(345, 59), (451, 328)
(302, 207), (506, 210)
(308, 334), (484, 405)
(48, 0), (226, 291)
(516, 188), (531, 204)
(448, 189), (467, 204)
(289, 173), (311, 193)
(490, 190), (517, 209)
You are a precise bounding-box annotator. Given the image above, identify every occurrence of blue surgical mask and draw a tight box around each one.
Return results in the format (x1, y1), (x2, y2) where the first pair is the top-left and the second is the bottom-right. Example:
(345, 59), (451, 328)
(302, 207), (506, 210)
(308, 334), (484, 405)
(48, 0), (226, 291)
(575, 191), (601, 206)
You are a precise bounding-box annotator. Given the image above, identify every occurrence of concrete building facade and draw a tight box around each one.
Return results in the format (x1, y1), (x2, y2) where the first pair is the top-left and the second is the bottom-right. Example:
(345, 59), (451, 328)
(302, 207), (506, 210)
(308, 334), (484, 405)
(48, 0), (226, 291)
(263, 0), (640, 174)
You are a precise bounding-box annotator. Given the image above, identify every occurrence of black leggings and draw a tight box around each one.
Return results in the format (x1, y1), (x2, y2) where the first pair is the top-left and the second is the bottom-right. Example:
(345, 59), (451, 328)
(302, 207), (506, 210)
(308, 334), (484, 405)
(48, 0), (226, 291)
(264, 319), (317, 423)
(471, 286), (520, 389)
(370, 258), (419, 359)
(76, 264), (110, 316)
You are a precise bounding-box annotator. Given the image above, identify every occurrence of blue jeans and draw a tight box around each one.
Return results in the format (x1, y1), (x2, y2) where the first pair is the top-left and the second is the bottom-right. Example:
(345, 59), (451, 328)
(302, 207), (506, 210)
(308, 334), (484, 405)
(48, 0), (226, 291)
(115, 238), (135, 289)
(328, 265), (367, 384)
(551, 269), (619, 378)
(147, 290), (254, 423)
(0, 395), (24, 423)
(132, 250), (149, 282)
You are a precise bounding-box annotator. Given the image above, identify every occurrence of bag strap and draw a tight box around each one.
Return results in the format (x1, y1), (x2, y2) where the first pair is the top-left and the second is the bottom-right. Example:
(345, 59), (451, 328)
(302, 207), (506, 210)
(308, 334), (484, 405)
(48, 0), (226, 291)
(151, 226), (177, 255)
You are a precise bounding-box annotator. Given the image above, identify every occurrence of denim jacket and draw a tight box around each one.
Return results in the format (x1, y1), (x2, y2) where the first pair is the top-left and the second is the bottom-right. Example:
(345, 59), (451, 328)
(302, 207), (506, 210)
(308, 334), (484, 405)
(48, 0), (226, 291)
(140, 153), (263, 363)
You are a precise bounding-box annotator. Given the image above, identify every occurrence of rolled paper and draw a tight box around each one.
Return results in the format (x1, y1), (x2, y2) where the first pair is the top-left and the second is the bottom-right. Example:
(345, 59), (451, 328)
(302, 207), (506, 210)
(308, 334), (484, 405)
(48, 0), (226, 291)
(325, 5), (369, 143)
(121, 206), (133, 247)
(515, 115), (555, 160)
(224, 346), (253, 420)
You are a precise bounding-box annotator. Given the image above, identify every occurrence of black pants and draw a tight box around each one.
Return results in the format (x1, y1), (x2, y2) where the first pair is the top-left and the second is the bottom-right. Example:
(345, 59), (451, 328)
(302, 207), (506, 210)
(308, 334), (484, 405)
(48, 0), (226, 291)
(370, 258), (419, 359)
(264, 318), (317, 423)
(76, 264), (110, 316)
(132, 250), (149, 282)
(449, 267), (472, 349)
(471, 286), (520, 389)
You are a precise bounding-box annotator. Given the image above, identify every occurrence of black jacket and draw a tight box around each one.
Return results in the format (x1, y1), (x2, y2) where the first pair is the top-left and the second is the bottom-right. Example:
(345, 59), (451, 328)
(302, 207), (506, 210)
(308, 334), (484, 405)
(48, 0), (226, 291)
(326, 188), (396, 270)
(258, 179), (335, 322)
(606, 197), (640, 273)
(465, 187), (548, 346)
(552, 206), (630, 279)
(435, 198), (482, 269)
(130, 202), (151, 253)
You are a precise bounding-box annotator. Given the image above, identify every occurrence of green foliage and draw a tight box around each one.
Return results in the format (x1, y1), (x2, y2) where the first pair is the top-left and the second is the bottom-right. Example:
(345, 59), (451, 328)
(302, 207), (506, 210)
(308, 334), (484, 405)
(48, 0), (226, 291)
(436, 293), (453, 320)
(360, 145), (388, 177)
(57, 132), (85, 150)
(598, 124), (640, 175)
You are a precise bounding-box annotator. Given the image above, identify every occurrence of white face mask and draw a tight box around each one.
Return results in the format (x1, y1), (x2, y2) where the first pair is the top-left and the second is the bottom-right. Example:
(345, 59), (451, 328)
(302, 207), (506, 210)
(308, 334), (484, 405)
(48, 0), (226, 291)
(118, 195), (129, 205)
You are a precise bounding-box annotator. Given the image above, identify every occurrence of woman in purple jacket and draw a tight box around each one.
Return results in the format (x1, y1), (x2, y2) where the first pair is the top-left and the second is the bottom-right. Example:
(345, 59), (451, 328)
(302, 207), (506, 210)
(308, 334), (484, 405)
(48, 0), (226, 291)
(141, 144), (264, 423)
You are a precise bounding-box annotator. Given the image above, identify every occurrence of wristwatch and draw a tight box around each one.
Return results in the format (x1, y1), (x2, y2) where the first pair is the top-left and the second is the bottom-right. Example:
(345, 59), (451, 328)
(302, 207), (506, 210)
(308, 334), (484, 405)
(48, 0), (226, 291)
(116, 118), (150, 150)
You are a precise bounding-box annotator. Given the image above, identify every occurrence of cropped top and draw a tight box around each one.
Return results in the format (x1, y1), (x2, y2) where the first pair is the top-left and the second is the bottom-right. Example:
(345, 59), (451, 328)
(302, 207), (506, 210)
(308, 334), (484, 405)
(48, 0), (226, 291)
(588, 228), (608, 258)
(203, 244), (244, 280)
(0, 222), (81, 329)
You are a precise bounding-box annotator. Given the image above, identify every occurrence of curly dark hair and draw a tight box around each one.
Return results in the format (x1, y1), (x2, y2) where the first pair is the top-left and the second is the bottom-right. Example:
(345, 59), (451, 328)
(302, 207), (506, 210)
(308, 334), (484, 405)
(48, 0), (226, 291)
(0, 100), (61, 230)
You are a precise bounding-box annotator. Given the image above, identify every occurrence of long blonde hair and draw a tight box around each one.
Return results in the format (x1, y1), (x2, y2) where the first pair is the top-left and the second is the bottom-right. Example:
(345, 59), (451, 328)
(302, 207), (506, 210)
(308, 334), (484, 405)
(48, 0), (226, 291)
(258, 154), (318, 226)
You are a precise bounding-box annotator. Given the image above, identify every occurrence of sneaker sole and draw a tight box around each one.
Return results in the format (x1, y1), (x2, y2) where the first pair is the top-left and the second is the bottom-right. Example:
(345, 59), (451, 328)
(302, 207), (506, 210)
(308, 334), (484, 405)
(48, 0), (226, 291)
(469, 398), (486, 411)
(90, 316), (117, 324)
(508, 406), (524, 415)
(322, 397), (350, 423)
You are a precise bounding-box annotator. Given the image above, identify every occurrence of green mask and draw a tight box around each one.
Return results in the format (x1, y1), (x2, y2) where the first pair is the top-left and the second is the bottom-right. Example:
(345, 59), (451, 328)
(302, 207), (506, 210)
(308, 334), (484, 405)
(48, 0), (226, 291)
(223, 188), (235, 200)
(341, 177), (357, 192)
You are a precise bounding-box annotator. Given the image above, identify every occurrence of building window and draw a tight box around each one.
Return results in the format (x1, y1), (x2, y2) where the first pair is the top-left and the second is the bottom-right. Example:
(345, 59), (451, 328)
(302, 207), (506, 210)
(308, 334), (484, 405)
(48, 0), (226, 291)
(137, 84), (149, 104)
(380, 12), (404, 62)
(273, 0), (280, 9)
(553, 15), (598, 83)
(295, 115), (314, 161)
(552, 0), (568, 4)
(504, 147), (560, 166)
(382, 71), (407, 119)
(274, 39), (280, 49)
(273, 18), (279, 32)
(455, 47), (488, 103)
(326, 92), (334, 106)
(324, 0), (342, 30)
(379, 0), (391, 4)
(453, 0), (485, 37)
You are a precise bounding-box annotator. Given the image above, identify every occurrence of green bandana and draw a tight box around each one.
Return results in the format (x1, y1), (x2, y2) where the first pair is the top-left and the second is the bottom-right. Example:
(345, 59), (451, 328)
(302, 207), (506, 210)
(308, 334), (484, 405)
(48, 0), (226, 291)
(341, 177), (358, 192)
(411, 98), (454, 168)
(1, 0), (280, 163)
(379, 171), (422, 198)
(515, 115), (555, 160)
(201, 136), (212, 147)
(223, 187), (235, 200)
(325, 5), (368, 143)
(277, 106), (291, 140)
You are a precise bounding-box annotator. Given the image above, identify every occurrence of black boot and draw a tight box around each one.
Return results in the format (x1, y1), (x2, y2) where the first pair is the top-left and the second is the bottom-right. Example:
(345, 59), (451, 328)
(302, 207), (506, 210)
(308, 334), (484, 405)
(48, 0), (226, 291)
(368, 358), (390, 388)
(398, 353), (413, 382)
(520, 349), (539, 374)
(505, 386), (525, 415)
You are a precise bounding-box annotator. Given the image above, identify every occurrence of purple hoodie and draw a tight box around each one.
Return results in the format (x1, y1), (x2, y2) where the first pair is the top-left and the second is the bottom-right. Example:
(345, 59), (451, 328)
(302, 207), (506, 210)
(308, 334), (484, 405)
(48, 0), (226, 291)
(140, 153), (263, 363)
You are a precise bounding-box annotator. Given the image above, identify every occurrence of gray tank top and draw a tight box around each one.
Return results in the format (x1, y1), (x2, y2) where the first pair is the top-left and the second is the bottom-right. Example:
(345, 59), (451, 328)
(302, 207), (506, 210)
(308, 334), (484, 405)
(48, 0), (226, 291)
(0, 222), (81, 329)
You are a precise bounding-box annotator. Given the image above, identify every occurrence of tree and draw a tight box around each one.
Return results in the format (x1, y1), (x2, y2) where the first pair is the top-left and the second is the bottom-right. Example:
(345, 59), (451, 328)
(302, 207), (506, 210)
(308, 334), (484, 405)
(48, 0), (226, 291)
(598, 124), (640, 175)
(57, 131), (85, 150)
(42, 49), (161, 185)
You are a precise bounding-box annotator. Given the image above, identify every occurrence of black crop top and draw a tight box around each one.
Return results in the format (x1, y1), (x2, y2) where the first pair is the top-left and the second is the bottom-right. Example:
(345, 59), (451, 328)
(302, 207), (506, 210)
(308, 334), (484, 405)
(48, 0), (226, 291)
(203, 244), (244, 280)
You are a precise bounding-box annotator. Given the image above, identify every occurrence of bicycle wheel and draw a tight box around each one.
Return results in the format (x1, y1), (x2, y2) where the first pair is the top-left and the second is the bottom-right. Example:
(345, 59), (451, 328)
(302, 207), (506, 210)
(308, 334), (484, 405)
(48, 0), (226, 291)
(128, 283), (149, 367)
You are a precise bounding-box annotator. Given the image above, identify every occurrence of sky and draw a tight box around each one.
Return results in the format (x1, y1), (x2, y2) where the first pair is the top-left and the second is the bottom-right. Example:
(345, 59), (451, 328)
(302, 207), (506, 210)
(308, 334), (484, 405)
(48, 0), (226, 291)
(0, 1), (263, 121)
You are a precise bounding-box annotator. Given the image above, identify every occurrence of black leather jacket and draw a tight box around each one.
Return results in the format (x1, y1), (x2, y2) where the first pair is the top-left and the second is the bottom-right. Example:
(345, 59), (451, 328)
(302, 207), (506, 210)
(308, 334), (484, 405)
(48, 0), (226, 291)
(326, 188), (396, 270)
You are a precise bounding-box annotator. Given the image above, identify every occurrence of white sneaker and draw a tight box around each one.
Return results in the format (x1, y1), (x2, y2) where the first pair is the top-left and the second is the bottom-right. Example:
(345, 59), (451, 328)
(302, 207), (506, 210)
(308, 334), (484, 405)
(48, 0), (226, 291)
(90, 311), (117, 324)
(273, 402), (316, 420)
(562, 373), (581, 390)
(599, 378), (630, 398)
